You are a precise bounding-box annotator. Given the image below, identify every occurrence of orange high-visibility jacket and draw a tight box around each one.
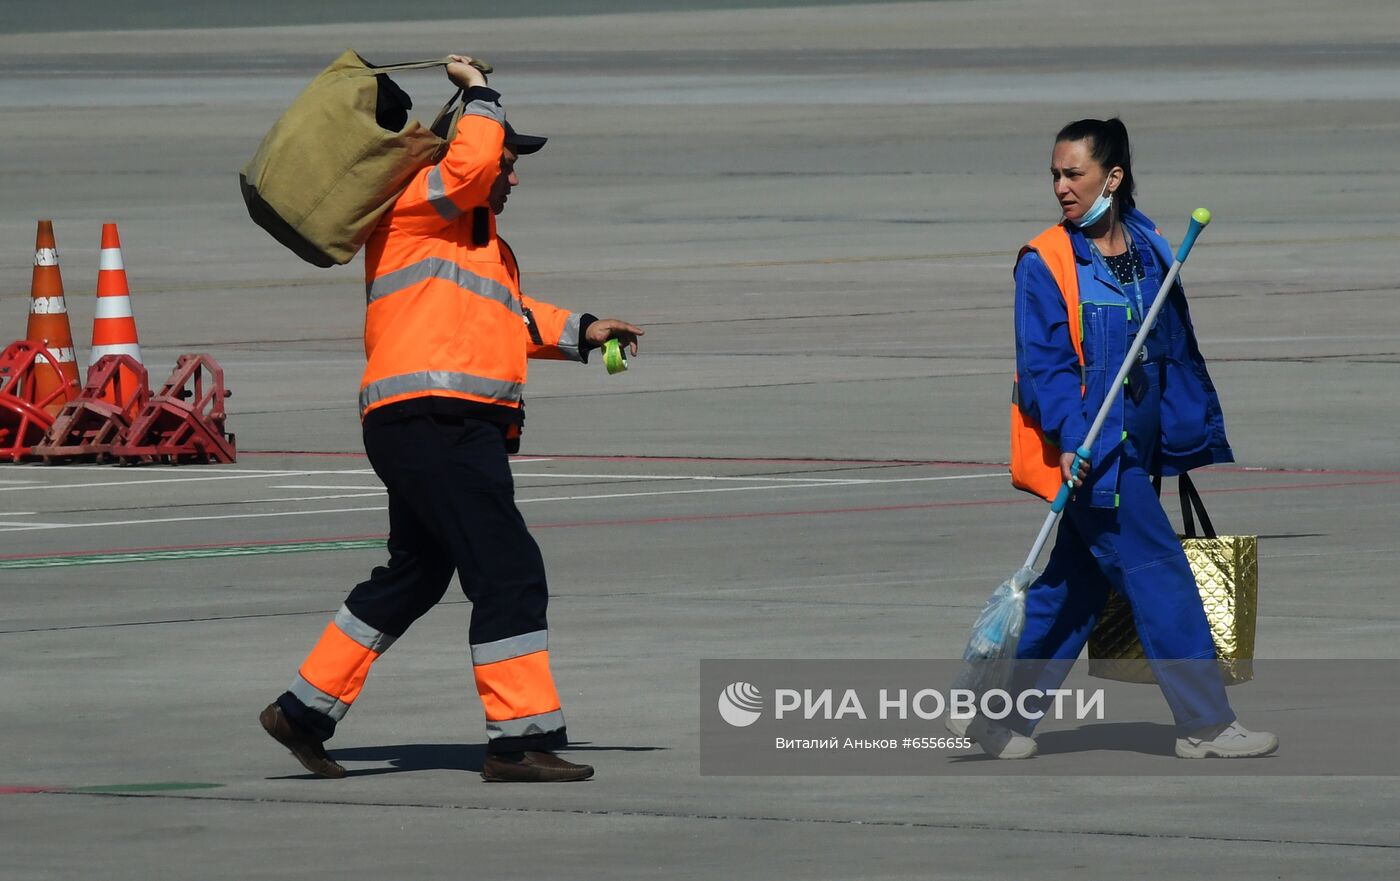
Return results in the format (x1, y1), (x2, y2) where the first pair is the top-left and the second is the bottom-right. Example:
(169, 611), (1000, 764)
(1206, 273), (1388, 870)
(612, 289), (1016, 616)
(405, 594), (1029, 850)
(359, 89), (583, 421)
(1009, 225), (1084, 502)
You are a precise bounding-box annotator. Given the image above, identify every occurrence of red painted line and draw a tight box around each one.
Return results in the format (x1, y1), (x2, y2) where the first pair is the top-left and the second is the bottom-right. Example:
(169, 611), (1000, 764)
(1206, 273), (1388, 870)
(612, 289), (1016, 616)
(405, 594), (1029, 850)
(0, 786), (52, 794)
(1197, 477), (1400, 494)
(1209, 465), (1400, 478)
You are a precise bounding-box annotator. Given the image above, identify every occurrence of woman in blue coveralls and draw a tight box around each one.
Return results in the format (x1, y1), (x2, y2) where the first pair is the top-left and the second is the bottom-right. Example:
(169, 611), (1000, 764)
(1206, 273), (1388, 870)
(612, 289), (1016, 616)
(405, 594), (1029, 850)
(966, 118), (1277, 760)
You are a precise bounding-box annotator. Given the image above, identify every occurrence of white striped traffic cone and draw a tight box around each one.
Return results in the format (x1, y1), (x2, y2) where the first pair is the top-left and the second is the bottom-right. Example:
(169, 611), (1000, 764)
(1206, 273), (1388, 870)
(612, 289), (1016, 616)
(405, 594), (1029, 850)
(25, 219), (82, 414)
(90, 222), (145, 406)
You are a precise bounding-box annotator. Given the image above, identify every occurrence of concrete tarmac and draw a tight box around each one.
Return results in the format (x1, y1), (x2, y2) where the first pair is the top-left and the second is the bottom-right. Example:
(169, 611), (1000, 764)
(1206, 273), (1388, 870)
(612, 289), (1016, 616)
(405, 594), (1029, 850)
(1, 2), (1398, 878)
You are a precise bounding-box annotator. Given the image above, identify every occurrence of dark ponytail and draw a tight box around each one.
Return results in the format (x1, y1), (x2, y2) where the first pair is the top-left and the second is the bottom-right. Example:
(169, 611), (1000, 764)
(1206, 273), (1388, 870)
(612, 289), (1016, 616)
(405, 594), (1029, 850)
(1055, 117), (1136, 211)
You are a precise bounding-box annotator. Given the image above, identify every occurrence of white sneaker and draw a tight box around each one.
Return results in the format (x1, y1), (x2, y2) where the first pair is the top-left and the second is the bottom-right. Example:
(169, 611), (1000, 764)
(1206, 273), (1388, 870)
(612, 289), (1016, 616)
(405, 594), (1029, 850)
(1175, 721), (1279, 759)
(945, 713), (971, 738)
(952, 715), (1038, 759)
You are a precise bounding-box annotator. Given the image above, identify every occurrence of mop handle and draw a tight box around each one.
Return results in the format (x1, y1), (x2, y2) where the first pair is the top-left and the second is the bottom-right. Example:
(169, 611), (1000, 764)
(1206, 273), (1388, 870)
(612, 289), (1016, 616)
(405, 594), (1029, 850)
(1021, 209), (1212, 570)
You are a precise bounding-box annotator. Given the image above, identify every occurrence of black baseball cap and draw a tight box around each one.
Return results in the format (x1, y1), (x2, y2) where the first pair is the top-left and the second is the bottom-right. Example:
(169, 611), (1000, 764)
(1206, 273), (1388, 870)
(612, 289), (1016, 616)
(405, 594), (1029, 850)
(504, 121), (547, 155)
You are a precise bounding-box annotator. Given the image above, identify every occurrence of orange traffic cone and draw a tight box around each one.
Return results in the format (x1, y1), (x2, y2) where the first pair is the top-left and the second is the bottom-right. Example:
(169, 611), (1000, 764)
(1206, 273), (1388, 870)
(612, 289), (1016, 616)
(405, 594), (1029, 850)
(26, 220), (81, 415)
(90, 222), (145, 406)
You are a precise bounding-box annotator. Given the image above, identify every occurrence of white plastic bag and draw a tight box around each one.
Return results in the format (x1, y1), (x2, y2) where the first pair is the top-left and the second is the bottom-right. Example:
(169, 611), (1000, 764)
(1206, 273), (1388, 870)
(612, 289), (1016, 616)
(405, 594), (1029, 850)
(953, 566), (1034, 694)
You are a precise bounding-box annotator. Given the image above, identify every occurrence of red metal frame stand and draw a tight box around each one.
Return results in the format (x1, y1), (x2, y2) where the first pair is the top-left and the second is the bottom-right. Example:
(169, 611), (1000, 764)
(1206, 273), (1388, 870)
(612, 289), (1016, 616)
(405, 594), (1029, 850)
(34, 354), (151, 464)
(0, 340), (81, 462)
(114, 354), (236, 465)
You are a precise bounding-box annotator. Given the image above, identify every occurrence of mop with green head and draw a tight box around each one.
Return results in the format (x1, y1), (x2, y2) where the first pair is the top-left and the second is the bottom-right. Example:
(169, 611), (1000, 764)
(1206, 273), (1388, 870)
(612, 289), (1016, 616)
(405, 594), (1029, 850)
(954, 209), (1214, 693)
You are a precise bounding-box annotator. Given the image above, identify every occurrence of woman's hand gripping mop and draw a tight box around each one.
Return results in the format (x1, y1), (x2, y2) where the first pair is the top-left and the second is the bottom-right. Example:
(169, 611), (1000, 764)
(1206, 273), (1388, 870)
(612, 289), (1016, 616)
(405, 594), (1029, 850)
(952, 209), (1214, 696)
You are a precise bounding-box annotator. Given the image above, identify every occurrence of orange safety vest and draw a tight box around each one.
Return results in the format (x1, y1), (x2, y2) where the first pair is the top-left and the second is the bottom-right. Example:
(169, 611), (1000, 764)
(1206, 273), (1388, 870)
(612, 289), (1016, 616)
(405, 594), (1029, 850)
(1009, 225), (1084, 502)
(358, 113), (581, 420)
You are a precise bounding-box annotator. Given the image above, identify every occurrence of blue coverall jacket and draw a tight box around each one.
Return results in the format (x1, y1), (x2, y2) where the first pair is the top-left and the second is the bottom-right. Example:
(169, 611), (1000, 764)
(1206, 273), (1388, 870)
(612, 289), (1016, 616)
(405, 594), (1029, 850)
(1013, 208), (1234, 507)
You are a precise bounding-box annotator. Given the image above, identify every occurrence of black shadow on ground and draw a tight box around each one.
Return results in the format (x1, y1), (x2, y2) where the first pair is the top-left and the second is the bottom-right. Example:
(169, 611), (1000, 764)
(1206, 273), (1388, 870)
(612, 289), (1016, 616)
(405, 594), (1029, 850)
(268, 741), (669, 778)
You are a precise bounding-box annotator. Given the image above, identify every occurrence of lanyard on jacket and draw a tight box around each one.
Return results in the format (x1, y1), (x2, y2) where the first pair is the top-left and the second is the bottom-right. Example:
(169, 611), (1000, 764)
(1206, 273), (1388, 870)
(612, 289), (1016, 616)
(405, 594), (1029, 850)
(1088, 233), (1145, 317)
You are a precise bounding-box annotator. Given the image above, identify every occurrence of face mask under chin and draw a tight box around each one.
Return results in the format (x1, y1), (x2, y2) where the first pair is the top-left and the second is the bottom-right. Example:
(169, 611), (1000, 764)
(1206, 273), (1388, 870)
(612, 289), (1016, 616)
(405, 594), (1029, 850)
(1070, 180), (1114, 229)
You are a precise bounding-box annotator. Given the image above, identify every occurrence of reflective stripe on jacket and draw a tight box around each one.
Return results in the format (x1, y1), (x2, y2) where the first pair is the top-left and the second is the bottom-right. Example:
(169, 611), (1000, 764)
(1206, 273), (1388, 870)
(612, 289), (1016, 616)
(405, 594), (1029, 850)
(359, 87), (583, 420)
(1010, 210), (1233, 507)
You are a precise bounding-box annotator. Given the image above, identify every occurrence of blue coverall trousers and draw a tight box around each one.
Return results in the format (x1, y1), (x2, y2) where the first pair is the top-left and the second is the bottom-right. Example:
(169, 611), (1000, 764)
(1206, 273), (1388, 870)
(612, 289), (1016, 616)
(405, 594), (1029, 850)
(1009, 362), (1235, 735)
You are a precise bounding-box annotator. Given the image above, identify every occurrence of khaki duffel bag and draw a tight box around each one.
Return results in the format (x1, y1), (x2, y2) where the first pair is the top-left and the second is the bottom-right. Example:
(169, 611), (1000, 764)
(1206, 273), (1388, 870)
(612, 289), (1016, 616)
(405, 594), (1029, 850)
(239, 50), (487, 267)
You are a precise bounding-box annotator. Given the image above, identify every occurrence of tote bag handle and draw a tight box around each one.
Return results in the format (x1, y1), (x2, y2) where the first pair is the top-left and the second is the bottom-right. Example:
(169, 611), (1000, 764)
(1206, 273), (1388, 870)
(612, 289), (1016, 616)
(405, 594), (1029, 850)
(1151, 472), (1218, 539)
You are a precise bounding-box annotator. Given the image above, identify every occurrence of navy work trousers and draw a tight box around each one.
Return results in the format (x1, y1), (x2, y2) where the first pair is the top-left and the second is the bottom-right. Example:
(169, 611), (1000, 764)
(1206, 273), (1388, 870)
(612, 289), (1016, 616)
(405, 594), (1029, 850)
(1010, 363), (1234, 734)
(278, 413), (566, 754)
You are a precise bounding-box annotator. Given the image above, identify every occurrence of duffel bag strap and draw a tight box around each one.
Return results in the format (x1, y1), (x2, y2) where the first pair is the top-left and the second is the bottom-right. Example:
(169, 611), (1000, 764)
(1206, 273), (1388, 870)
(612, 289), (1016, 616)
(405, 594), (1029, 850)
(429, 88), (465, 139)
(347, 56), (494, 76)
(347, 56), (485, 142)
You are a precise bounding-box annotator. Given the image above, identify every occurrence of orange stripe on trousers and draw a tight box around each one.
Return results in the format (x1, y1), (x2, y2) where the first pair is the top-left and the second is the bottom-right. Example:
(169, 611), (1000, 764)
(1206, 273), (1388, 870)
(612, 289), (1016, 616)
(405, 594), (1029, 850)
(298, 621), (381, 705)
(475, 650), (561, 722)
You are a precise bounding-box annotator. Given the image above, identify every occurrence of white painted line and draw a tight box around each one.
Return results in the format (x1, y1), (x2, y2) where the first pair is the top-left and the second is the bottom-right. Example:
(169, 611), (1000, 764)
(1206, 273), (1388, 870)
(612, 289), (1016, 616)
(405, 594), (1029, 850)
(0, 506), (389, 533)
(0, 471), (1006, 532)
(0, 472), (320, 493)
(273, 485), (384, 491)
(511, 472), (855, 483)
(691, 476), (889, 484)
(276, 473), (1007, 496)
(513, 472), (692, 481)
(516, 472), (1005, 502)
(241, 492), (385, 503)
(861, 473), (1006, 484)
(691, 473), (1006, 485)
(278, 473), (1005, 492)
(519, 482), (864, 504)
(8, 464), (297, 473)
(510, 471), (1005, 485)
(0, 479), (42, 485)
(0, 465), (378, 476)
(0, 470), (382, 493)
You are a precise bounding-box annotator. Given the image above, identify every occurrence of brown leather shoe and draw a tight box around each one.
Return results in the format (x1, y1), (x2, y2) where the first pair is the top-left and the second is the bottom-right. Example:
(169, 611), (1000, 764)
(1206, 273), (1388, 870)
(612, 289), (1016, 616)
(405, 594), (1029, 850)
(259, 703), (346, 779)
(481, 751), (594, 783)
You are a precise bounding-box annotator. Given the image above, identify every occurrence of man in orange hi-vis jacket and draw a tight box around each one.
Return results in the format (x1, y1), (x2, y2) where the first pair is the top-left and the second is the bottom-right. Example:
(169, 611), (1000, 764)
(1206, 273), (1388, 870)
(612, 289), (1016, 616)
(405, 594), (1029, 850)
(260, 55), (642, 783)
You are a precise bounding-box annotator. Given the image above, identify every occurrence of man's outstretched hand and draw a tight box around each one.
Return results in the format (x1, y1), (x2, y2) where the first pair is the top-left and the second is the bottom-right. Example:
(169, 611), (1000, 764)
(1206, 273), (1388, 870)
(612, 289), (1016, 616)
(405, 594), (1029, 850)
(586, 319), (644, 356)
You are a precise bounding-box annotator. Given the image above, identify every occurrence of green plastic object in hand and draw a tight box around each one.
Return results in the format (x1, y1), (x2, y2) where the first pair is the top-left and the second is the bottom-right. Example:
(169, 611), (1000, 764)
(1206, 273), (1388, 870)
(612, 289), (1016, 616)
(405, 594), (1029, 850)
(603, 338), (628, 375)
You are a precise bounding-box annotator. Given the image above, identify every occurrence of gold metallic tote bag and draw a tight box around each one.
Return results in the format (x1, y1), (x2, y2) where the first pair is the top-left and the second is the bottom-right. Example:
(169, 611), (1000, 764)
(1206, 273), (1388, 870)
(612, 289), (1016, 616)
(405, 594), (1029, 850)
(1088, 474), (1257, 685)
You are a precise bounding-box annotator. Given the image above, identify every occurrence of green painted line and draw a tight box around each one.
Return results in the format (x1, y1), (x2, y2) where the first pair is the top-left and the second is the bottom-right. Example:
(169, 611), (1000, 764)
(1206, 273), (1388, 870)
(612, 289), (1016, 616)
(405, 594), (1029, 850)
(0, 540), (383, 570)
(66, 782), (226, 794)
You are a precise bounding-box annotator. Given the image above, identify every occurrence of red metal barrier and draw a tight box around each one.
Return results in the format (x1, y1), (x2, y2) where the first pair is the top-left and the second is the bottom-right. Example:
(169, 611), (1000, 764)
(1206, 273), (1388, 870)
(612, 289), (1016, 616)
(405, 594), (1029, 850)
(114, 353), (236, 465)
(34, 354), (151, 464)
(0, 340), (81, 462)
